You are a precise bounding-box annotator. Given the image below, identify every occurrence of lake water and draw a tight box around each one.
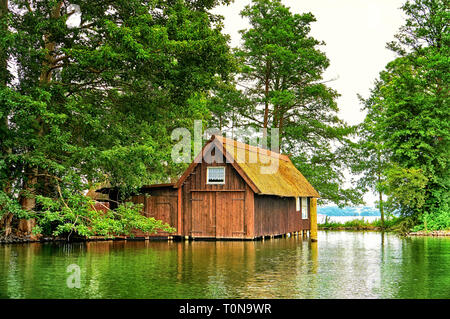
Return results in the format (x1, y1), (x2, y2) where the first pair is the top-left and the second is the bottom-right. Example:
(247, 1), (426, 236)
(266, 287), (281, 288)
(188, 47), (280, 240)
(0, 231), (449, 299)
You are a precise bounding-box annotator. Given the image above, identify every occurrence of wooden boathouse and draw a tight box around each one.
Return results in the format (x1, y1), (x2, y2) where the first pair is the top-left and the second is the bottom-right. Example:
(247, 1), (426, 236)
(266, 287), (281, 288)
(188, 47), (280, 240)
(97, 135), (320, 240)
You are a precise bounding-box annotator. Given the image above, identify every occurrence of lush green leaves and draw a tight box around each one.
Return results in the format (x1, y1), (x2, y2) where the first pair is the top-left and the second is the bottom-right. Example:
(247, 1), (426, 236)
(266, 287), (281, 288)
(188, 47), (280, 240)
(357, 0), (449, 230)
(34, 193), (175, 238)
(0, 0), (235, 238)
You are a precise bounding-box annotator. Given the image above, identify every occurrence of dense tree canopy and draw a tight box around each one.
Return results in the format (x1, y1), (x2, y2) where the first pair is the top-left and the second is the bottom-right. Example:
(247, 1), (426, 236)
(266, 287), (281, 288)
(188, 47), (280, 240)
(0, 0), (235, 238)
(356, 0), (449, 230)
(347, 86), (391, 227)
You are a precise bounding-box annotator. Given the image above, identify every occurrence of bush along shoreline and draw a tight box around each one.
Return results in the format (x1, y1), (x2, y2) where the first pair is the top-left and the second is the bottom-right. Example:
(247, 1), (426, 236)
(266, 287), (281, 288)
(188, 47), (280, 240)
(318, 216), (450, 236)
(2, 215), (449, 244)
(318, 216), (395, 231)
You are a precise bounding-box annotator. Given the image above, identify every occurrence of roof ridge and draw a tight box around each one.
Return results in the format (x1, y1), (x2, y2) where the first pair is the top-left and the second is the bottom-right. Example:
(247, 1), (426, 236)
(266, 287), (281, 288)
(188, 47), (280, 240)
(214, 135), (290, 162)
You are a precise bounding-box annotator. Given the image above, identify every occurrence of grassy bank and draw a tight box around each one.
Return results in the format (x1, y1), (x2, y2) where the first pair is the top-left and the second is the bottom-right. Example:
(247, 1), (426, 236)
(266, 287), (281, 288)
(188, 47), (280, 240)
(318, 216), (450, 236)
(318, 216), (401, 232)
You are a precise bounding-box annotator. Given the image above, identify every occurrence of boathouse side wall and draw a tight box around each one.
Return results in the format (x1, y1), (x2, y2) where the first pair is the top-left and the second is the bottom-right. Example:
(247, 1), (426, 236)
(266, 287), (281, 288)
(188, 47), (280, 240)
(130, 186), (178, 237)
(254, 195), (310, 237)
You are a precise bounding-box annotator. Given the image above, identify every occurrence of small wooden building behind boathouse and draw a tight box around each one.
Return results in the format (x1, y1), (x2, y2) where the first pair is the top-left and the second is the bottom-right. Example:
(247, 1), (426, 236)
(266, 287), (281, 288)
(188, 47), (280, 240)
(99, 135), (320, 240)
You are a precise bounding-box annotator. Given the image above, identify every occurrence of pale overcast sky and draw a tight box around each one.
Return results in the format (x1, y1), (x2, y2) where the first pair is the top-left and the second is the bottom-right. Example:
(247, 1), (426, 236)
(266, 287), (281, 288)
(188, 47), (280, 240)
(212, 0), (406, 206)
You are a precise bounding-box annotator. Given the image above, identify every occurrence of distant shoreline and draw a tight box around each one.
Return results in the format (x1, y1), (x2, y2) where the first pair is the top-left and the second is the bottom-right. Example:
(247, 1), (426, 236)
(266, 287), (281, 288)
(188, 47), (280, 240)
(1, 229), (449, 244)
(318, 221), (450, 236)
(317, 206), (382, 218)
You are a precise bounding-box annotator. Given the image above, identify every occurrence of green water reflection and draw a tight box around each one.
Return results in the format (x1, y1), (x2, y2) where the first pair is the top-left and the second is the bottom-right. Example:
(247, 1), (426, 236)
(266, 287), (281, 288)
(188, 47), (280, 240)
(0, 231), (449, 298)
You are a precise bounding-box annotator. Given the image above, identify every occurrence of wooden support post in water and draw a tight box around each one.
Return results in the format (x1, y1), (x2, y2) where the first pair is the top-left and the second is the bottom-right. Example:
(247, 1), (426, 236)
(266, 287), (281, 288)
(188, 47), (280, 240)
(310, 198), (318, 241)
(177, 187), (182, 236)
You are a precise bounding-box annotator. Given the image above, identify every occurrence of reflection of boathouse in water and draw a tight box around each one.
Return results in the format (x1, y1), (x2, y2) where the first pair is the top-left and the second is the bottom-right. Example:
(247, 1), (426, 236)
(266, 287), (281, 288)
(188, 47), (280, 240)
(97, 135), (319, 240)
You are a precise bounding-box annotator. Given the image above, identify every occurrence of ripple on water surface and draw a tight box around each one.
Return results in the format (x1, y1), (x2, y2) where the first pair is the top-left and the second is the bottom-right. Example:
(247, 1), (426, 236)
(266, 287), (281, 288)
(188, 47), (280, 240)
(0, 231), (449, 298)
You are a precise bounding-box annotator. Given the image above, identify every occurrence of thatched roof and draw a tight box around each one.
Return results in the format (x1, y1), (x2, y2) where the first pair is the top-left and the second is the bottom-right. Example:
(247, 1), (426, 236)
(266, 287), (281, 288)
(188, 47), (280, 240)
(216, 136), (319, 198)
(175, 135), (319, 198)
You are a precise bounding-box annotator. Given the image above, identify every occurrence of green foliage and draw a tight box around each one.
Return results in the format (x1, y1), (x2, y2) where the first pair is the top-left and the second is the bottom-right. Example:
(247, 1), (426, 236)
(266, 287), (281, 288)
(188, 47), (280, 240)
(319, 217), (375, 230)
(34, 193), (175, 238)
(372, 217), (403, 230)
(319, 216), (403, 231)
(0, 0), (235, 238)
(356, 0), (449, 231)
(0, 190), (29, 219)
(348, 84), (390, 207)
(384, 165), (429, 215)
(413, 208), (450, 232)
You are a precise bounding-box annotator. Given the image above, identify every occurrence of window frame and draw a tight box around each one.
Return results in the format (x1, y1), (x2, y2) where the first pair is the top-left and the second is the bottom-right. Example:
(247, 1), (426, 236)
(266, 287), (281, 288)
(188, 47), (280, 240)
(301, 197), (309, 219)
(296, 197), (301, 212)
(206, 166), (226, 185)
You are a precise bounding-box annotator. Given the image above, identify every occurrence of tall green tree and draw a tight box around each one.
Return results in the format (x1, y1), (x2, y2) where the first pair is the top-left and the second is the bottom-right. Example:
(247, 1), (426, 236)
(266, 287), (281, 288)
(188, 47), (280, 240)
(360, 0), (449, 229)
(0, 0), (14, 236)
(0, 0), (235, 238)
(233, 0), (361, 206)
(349, 85), (391, 228)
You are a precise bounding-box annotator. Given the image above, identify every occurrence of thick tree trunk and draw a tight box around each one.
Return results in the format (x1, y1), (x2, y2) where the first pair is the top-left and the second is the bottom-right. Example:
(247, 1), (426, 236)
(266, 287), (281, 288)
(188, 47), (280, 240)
(18, 1), (63, 236)
(0, 0), (13, 237)
(18, 219), (36, 234)
(19, 169), (38, 235)
(1, 213), (13, 236)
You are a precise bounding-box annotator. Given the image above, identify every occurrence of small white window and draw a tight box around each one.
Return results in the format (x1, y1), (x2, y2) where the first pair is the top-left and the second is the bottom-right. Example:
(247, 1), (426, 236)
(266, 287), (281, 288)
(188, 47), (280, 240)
(207, 166), (225, 184)
(296, 197), (300, 211)
(301, 197), (308, 219)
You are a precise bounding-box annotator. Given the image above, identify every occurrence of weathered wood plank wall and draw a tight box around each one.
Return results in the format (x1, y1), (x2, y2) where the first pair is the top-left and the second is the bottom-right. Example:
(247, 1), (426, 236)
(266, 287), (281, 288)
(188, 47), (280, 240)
(179, 151), (255, 239)
(131, 187), (178, 237)
(254, 195), (310, 237)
